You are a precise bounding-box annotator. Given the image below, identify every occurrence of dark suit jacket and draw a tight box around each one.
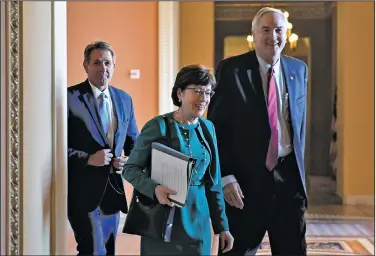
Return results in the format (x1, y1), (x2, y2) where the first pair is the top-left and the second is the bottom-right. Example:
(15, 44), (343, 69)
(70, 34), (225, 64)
(207, 50), (308, 197)
(67, 80), (139, 214)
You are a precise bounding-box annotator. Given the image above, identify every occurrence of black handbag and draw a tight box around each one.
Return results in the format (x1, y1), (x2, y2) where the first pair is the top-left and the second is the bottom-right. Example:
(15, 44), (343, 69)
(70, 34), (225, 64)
(122, 116), (175, 241)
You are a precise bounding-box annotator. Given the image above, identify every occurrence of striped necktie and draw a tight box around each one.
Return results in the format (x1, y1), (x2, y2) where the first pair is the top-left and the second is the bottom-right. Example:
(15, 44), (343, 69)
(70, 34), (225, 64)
(266, 67), (278, 171)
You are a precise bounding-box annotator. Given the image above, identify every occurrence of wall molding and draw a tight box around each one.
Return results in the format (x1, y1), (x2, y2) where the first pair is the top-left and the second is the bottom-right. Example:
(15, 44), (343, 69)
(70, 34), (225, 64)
(343, 195), (375, 206)
(3, 1), (68, 254)
(215, 2), (335, 21)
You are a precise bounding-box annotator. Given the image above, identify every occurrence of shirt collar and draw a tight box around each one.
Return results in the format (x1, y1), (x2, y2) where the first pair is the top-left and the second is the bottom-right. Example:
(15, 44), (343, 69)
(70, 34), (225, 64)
(88, 80), (110, 99)
(256, 54), (281, 77)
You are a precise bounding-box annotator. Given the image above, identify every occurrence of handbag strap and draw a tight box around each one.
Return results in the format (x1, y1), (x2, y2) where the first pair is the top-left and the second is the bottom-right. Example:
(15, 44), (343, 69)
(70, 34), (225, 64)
(162, 115), (172, 148)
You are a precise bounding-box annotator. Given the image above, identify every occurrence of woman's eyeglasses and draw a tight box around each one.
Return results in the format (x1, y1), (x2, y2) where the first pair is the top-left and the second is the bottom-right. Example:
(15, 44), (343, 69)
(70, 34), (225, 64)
(185, 87), (215, 98)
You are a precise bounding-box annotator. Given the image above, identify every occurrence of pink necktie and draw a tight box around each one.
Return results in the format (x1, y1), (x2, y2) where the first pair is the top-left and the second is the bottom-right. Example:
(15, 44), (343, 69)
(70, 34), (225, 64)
(266, 68), (278, 171)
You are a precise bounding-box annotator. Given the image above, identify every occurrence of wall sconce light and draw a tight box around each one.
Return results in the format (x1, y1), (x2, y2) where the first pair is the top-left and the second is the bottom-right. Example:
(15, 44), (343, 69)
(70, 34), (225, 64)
(247, 35), (254, 50)
(289, 33), (299, 50)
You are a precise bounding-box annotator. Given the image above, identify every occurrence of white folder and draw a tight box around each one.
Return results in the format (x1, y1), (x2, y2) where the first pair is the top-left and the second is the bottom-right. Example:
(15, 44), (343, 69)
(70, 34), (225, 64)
(151, 142), (196, 207)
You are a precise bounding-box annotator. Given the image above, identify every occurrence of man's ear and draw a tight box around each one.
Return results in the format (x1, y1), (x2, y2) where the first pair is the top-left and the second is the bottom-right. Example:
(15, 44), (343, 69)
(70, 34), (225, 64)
(83, 61), (88, 73)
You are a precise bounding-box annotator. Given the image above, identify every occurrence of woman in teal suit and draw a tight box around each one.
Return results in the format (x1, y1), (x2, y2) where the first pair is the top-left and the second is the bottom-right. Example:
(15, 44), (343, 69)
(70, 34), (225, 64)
(122, 65), (234, 255)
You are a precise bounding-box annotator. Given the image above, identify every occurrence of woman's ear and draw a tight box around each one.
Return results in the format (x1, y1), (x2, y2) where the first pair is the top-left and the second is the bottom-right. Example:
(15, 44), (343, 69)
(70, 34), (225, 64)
(177, 88), (183, 101)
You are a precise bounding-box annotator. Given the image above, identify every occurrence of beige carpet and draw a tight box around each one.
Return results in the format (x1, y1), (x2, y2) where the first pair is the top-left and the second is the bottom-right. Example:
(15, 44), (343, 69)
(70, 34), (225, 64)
(68, 233), (374, 255)
(67, 180), (374, 255)
(67, 215), (375, 255)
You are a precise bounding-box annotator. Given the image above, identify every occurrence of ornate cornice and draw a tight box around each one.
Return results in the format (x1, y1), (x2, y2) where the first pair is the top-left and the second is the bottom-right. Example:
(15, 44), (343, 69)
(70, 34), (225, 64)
(215, 2), (335, 21)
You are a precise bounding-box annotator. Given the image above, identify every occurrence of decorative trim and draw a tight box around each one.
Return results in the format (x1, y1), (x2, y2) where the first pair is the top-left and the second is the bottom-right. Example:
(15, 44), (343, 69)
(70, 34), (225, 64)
(1, 1), (6, 255)
(215, 2), (335, 21)
(6, 1), (21, 255)
(343, 195), (375, 206)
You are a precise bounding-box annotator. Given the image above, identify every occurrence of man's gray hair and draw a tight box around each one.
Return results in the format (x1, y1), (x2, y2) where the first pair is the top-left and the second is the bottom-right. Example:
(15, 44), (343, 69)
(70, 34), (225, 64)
(83, 40), (116, 64)
(251, 7), (287, 34)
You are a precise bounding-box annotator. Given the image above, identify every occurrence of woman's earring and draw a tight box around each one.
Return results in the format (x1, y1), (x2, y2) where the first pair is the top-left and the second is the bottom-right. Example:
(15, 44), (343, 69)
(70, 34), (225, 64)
(179, 99), (181, 102)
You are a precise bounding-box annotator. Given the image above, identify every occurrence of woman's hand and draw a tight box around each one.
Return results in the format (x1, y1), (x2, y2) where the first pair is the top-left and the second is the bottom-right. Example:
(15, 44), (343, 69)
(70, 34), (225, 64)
(154, 185), (177, 207)
(219, 231), (234, 254)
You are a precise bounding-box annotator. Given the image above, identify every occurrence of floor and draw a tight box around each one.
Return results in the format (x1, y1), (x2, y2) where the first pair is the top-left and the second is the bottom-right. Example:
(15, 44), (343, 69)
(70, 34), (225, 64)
(308, 175), (343, 205)
(67, 177), (375, 255)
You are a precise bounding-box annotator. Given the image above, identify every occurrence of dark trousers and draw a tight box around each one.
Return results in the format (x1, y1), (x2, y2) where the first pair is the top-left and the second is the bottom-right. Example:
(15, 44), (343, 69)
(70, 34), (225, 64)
(68, 206), (120, 255)
(219, 153), (307, 256)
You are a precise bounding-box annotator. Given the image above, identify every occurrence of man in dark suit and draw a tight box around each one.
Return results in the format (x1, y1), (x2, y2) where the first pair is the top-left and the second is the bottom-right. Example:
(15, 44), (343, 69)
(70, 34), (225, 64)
(208, 7), (308, 255)
(67, 41), (139, 255)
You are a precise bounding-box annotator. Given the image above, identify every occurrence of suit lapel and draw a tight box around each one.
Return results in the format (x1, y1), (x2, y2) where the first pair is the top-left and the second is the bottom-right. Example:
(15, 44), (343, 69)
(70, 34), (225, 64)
(197, 118), (217, 184)
(245, 51), (269, 125)
(280, 57), (298, 127)
(246, 68), (268, 113)
(197, 120), (212, 158)
(79, 81), (109, 146)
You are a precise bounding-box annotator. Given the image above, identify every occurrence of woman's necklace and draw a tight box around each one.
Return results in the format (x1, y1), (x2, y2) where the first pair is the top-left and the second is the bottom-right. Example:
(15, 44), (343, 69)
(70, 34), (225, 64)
(174, 109), (198, 125)
(174, 110), (208, 175)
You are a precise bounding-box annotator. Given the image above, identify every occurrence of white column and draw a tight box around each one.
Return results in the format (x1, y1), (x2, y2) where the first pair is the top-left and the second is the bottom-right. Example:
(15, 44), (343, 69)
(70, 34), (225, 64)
(21, 1), (67, 254)
(22, 3), (52, 253)
(52, 1), (68, 254)
(158, 2), (179, 114)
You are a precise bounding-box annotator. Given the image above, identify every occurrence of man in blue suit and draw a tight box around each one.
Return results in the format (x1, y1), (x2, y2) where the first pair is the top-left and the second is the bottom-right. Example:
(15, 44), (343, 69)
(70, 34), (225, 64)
(67, 41), (139, 255)
(208, 7), (308, 256)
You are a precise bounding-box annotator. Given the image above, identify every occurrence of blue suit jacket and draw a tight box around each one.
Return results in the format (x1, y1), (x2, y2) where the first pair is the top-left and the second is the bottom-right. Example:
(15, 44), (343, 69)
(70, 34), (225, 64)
(67, 80), (139, 214)
(208, 50), (308, 197)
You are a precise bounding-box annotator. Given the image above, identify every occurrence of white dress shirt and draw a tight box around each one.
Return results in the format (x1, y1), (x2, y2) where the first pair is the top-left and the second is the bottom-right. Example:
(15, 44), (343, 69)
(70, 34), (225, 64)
(222, 55), (292, 187)
(89, 82), (117, 150)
